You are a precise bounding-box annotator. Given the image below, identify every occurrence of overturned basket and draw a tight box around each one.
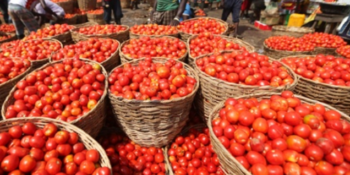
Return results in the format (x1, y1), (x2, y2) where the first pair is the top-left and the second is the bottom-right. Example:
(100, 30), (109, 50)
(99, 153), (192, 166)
(263, 42), (313, 59)
(108, 58), (199, 147)
(71, 24), (130, 43)
(1, 59), (108, 138)
(208, 93), (350, 175)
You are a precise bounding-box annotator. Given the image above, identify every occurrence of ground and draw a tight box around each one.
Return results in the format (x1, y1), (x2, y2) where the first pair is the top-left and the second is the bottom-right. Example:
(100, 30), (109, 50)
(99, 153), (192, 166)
(120, 3), (273, 53)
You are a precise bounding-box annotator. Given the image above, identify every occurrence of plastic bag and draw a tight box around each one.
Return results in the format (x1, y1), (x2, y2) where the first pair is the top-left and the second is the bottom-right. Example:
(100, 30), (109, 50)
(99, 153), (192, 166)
(266, 2), (278, 16)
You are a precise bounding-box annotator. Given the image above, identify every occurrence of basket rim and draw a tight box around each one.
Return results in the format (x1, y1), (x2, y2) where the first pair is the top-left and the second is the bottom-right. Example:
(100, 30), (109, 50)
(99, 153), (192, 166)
(177, 17), (229, 35)
(129, 24), (179, 36)
(0, 58), (33, 88)
(1, 58), (108, 124)
(263, 41), (315, 53)
(280, 54), (350, 90)
(272, 25), (315, 33)
(193, 51), (299, 90)
(108, 57), (199, 104)
(25, 24), (76, 40)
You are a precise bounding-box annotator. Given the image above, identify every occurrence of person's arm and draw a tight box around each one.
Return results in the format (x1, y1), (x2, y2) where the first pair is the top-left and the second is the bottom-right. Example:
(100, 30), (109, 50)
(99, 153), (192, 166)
(170, 0), (187, 26)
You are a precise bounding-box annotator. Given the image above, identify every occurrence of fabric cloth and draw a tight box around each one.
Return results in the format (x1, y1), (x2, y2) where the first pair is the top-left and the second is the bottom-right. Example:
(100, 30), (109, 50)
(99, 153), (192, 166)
(0, 0), (10, 23)
(156, 0), (179, 12)
(152, 8), (178, 25)
(221, 0), (242, 23)
(179, 0), (192, 21)
(31, 0), (65, 16)
(9, 0), (35, 9)
(103, 0), (123, 24)
(8, 3), (39, 36)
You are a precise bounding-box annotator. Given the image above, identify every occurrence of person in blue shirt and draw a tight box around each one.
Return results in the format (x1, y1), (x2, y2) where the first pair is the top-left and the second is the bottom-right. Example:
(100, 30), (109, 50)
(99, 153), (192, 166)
(179, 0), (193, 21)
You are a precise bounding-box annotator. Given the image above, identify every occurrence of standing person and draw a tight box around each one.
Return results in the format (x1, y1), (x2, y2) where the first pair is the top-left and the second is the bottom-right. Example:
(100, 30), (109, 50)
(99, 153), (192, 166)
(30, 0), (65, 26)
(179, 0), (193, 21)
(252, 0), (265, 22)
(103, 0), (124, 24)
(221, 0), (243, 37)
(0, 0), (10, 24)
(151, 0), (187, 25)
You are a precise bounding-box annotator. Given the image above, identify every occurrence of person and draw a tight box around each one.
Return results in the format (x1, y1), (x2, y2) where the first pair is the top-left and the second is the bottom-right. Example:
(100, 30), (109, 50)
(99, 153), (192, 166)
(179, 0), (193, 21)
(0, 0), (10, 24)
(240, 0), (252, 18)
(30, 0), (65, 26)
(103, 0), (123, 24)
(221, 0), (243, 37)
(131, 0), (139, 10)
(151, 0), (188, 25)
(252, 0), (266, 22)
(208, 0), (221, 10)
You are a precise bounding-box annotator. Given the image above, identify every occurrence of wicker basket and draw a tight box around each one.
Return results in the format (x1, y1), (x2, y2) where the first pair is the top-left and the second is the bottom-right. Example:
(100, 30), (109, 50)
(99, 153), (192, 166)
(187, 34), (255, 67)
(108, 58), (199, 147)
(178, 17), (229, 42)
(312, 47), (337, 56)
(193, 51), (298, 121)
(280, 55), (350, 115)
(71, 25), (130, 43)
(56, 0), (74, 13)
(77, 0), (97, 11)
(272, 25), (314, 38)
(1, 59), (108, 138)
(72, 21), (98, 29)
(40, 26), (75, 45)
(119, 36), (188, 64)
(60, 14), (78, 25)
(208, 92), (350, 175)
(76, 14), (88, 23)
(263, 42), (313, 59)
(87, 13), (105, 25)
(0, 117), (112, 171)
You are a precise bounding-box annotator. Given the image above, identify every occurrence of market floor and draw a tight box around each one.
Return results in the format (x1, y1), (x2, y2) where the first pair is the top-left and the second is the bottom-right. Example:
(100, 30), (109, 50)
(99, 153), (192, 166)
(120, 3), (273, 53)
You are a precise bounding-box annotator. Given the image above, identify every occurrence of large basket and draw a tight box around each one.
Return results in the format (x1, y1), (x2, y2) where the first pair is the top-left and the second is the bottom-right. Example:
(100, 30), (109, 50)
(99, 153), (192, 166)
(0, 117), (112, 171)
(208, 92), (350, 175)
(71, 24), (130, 43)
(193, 51), (298, 121)
(77, 0), (97, 10)
(87, 13), (105, 25)
(178, 17), (229, 41)
(263, 42), (313, 59)
(56, 0), (74, 13)
(108, 58), (199, 147)
(41, 26), (75, 45)
(272, 25), (314, 38)
(76, 14), (88, 23)
(1, 59), (108, 138)
(187, 34), (255, 67)
(281, 55), (350, 115)
(119, 36), (188, 64)
(60, 14), (78, 25)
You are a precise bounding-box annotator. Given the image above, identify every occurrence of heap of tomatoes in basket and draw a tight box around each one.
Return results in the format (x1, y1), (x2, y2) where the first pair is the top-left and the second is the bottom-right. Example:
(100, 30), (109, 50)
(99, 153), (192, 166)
(0, 122), (110, 174)
(77, 25), (127, 35)
(26, 24), (75, 39)
(98, 131), (166, 175)
(264, 36), (315, 52)
(0, 24), (15, 33)
(130, 24), (178, 35)
(0, 58), (31, 84)
(4, 59), (106, 121)
(0, 35), (10, 41)
(212, 91), (350, 175)
(109, 58), (197, 100)
(301, 33), (347, 48)
(281, 54), (350, 87)
(337, 45), (350, 59)
(196, 51), (294, 87)
(177, 18), (226, 35)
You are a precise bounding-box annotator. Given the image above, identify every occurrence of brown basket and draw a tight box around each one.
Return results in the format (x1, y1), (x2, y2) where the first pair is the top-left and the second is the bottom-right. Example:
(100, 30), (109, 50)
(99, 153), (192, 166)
(129, 30), (179, 39)
(76, 14), (88, 23)
(280, 55), (350, 115)
(77, 0), (97, 10)
(193, 51), (298, 121)
(119, 36), (187, 64)
(60, 14), (78, 25)
(263, 42), (313, 59)
(87, 13), (105, 25)
(72, 21), (98, 29)
(178, 17), (229, 42)
(0, 117), (111, 171)
(272, 25), (314, 38)
(208, 93), (350, 175)
(56, 0), (74, 13)
(71, 24), (130, 43)
(108, 58), (199, 147)
(40, 26), (75, 45)
(312, 47), (337, 56)
(187, 34), (255, 67)
(1, 58), (108, 138)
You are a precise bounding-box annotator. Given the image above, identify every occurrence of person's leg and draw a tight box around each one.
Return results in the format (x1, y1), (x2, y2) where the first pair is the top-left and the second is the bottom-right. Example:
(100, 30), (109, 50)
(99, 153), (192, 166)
(8, 4), (26, 39)
(112, 0), (123, 24)
(16, 6), (40, 33)
(103, 4), (112, 24)
(221, 7), (231, 22)
(0, 0), (9, 23)
(231, 0), (243, 37)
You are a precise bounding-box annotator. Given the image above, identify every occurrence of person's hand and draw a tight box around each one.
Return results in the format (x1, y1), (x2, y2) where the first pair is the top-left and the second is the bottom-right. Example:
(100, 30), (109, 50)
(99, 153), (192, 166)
(170, 19), (180, 26)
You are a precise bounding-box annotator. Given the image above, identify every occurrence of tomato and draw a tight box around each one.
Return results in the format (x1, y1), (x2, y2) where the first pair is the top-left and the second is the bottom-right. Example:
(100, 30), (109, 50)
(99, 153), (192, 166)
(22, 122), (37, 135)
(86, 149), (100, 163)
(80, 160), (96, 174)
(246, 151), (266, 165)
(1, 155), (20, 172)
(266, 150), (284, 165)
(283, 162), (301, 175)
(251, 164), (268, 175)
(323, 129), (344, 148)
(286, 135), (306, 153)
(45, 158), (62, 175)
(314, 161), (334, 175)
(304, 144), (324, 161)
(9, 126), (23, 139)
(267, 165), (283, 175)
(325, 149), (344, 165)
(0, 133), (11, 146)
(19, 155), (36, 172)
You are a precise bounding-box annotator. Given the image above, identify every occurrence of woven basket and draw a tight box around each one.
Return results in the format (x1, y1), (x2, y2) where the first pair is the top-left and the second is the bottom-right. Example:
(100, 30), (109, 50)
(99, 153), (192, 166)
(1, 58), (108, 138)
(41, 26), (75, 45)
(71, 25), (130, 43)
(178, 17), (229, 42)
(263, 42), (313, 59)
(60, 14), (78, 25)
(193, 51), (298, 121)
(57, 0), (74, 13)
(0, 117), (112, 171)
(187, 34), (255, 67)
(108, 58), (199, 147)
(312, 47), (337, 56)
(280, 55), (350, 115)
(272, 25), (314, 38)
(87, 13), (105, 25)
(76, 14), (88, 23)
(208, 93), (350, 175)
(72, 21), (98, 29)
(77, 0), (97, 10)
(119, 36), (187, 64)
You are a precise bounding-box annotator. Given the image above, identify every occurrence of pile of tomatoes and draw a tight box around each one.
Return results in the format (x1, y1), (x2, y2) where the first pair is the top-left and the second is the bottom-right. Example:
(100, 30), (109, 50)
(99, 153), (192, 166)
(74, 8), (86, 15)
(0, 122), (110, 174)
(0, 39), (62, 61)
(177, 18), (227, 35)
(281, 54), (350, 87)
(212, 91), (350, 175)
(168, 127), (224, 175)
(0, 40), (20, 50)
(121, 37), (187, 59)
(336, 45), (350, 59)
(86, 9), (103, 14)
(0, 35), (10, 41)
(189, 32), (247, 58)
(0, 24), (15, 33)
(264, 36), (315, 52)
(4, 59), (106, 121)
(130, 24), (178, 36)
(0, 58), (31, 84)
(52, 38), (119, 63)
(26, 24), (75, 39)
(64, 14), (75, 19)
(98, 131), (166, 175)
(195, 9), (206, 17)
(196, 52), (294, 87)
(77, 25), (127, 35)
(301, 33), (347, 48)
(109, 58), (197, 100)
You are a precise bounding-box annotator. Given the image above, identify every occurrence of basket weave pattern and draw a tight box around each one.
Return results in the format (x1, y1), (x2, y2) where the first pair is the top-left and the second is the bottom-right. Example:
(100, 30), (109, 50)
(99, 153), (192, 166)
(108, 58), (199, 147)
